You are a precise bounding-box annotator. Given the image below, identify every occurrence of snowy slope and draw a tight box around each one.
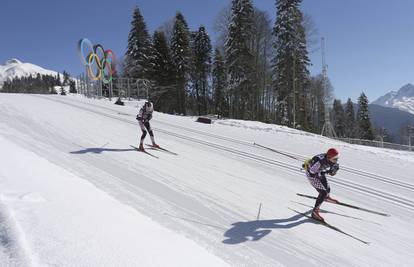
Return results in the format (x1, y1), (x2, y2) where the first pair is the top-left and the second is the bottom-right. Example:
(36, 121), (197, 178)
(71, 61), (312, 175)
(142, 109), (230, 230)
(0, 135), (228, 266)
(373, 83), (414, 114)
(1, 94), (414, 266)
(0, 59), (61, 87)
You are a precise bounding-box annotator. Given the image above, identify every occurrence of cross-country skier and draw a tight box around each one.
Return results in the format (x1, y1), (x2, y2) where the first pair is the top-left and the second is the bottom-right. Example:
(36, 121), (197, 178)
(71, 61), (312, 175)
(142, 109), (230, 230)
(136, 101), (160, 151)
(302, 148), (340, 221)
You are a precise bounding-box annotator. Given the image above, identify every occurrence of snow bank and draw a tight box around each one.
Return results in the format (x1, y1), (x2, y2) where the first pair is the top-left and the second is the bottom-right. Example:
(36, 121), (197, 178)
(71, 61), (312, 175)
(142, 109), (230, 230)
(0, 136), (228, 266)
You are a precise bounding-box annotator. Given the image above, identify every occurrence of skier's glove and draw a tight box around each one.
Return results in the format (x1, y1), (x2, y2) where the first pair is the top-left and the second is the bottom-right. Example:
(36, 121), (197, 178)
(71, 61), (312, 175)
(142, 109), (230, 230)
(147, 113), (152, 121)
(136, 115), (143, 121)
(329, 163), (339, 176)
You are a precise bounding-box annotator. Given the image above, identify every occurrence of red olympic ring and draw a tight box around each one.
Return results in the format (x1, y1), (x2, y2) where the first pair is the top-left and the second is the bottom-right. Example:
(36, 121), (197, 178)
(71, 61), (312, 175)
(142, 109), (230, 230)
(104, 49), (116, 74)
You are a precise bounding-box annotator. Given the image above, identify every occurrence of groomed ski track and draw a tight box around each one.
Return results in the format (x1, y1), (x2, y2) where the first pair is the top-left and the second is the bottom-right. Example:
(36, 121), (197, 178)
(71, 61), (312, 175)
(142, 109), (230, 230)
(1, 94), (414, 266)
(34, 95), (414, 211)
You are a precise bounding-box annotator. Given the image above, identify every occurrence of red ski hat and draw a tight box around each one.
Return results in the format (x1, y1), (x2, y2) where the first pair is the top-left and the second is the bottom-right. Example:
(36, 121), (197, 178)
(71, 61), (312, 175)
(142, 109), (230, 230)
(326, 148), (339, 159)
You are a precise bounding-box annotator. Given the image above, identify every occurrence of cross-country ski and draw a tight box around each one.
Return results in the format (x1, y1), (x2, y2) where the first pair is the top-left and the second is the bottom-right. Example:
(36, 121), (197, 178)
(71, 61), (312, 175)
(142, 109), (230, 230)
(146, 144), (178, 155)
(130, 145), (159, 159)
(289, 208), (370, 245)
(296, 193), (390, 217)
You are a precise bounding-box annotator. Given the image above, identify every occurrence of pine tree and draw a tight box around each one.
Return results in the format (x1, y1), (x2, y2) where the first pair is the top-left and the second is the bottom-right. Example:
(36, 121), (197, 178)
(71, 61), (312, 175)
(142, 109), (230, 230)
(57, 73), (62, 86)
(332, 99), (346, 137)
(272, 0), (311, 128)
(356, 92), (374, 140)
(212, 49), (228, 117)
(171, 12), (191, 115)
(69, 80), (77, 93)
(62, 71), (70, 86)
(60, 86), (66, 95)
(191, 26), (212, 115)
(124, 6), (153, 79)
(3, 74), (61, 94)
(35, 73), (44, 93)
(225, 0), (255, 119)
(344, 98), (356, 138)
(151, 30), (176, 113)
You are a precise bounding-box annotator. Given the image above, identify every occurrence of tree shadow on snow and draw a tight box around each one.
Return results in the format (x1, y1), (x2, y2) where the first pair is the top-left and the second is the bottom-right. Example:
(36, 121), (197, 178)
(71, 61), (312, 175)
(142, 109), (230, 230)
(70, 147), (136, 154)
(223, 210), (316, 244)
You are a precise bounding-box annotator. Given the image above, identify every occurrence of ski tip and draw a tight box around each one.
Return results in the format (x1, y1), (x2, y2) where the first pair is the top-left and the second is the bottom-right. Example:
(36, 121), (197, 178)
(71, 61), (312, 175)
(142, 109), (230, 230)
(145, 144), (178, 155)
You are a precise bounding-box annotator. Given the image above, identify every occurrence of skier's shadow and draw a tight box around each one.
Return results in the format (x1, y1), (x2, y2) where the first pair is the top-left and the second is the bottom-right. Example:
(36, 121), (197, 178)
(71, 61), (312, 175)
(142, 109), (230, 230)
(70, 147), (136, 154)
(223, 210), (315, 244)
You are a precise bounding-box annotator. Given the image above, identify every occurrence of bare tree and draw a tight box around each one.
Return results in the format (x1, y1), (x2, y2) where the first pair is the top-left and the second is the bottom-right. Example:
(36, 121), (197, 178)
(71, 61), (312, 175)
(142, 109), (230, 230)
(157, 18), (175, 46)
(213, 3), (232, 55)
(308, 74), (334, 132)
(399, 124), (414, 145)
(252, 8), (274, 120)
(302, 12), (319, 54)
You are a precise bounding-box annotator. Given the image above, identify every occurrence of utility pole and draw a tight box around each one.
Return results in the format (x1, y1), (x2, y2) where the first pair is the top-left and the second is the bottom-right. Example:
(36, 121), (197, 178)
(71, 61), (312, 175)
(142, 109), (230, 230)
(320, 37), (337, 138)
(376, 127), (385, 148)
(408, 126), (414, 150)
(292, 52), (296, 128)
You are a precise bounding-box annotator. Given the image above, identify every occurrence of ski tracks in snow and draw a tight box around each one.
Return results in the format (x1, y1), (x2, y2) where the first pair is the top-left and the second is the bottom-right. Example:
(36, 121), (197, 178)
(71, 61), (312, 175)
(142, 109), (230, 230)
(0, 194), (41, 267)
(33, 95), (414, 212)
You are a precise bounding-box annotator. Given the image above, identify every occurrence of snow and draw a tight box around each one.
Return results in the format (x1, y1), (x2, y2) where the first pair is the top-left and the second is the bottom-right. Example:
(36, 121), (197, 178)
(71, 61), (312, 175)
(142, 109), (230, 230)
(373, 84), (414, 114)
(1, 93), (414, 266)
(54, 85), (70, 95)
(0, 102), (227, 266)
(0, 59), (62, 88)
(392, 97), (414, 114)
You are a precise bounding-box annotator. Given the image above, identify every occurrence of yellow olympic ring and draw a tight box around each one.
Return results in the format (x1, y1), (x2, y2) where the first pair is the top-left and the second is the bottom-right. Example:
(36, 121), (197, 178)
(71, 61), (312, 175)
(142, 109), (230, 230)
(87, 53), (102, 80)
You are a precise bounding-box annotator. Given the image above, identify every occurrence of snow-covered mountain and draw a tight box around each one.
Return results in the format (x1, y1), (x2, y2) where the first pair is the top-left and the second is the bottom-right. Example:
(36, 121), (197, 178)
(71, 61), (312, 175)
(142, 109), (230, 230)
(369, 103), (414, 142)
(373, 83), (414, 114)
(0, 58), (61, 87)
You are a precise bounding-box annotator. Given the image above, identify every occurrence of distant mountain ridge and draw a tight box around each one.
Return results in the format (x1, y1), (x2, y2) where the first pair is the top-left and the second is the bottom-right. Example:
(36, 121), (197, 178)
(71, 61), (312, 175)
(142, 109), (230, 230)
(0, 58), (61, 88)
(373, 83), (414, 114)
(369, 104), (414, 143)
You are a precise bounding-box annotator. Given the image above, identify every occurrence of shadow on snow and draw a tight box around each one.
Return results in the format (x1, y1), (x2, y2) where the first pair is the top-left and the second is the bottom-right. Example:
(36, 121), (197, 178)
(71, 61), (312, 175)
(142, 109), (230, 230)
(223, 210), (316, 244)
(70, 147), (136, 154)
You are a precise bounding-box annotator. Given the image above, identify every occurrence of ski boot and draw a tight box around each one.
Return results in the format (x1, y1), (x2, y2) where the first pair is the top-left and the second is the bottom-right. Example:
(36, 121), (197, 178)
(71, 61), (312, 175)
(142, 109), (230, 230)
(152, 143), (160, 149)
(311, 207), (324, 222)
(326, 195), (339, 204)
(138, 143), (145, 151)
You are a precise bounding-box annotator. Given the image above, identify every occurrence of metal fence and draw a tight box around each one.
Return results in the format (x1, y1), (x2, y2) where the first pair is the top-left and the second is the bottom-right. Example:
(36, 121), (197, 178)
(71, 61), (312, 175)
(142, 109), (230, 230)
(334, 137), (414, 152)
(76, 75), (150, 101)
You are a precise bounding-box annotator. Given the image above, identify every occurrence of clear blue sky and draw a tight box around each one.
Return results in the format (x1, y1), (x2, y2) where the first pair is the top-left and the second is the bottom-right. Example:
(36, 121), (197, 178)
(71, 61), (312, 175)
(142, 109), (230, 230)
(1, 0), (413, 102)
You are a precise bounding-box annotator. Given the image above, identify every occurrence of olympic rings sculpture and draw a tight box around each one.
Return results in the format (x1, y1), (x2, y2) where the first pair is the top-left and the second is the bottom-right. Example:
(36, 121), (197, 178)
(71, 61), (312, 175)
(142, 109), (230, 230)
(77, 38), (116, 84)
